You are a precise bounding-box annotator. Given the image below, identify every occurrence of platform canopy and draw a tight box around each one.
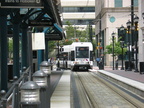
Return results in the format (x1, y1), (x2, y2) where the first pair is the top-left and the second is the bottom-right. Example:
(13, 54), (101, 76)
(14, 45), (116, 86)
(1, 0), (65, 40)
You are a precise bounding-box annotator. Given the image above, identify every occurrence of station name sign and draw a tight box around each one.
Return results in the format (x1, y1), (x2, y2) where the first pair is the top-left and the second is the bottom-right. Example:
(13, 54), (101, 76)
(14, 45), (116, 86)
(1, 0), (43, 8)
(29, 20), (53, 27)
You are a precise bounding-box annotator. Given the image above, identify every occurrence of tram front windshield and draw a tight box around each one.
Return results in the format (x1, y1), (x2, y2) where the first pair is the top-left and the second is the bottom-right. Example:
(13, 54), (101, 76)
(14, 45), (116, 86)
(76, 47), (89, 58)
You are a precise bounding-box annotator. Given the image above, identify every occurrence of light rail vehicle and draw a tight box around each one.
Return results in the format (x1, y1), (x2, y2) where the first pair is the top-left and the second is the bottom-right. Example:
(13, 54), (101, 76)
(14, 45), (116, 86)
(70, 42), (93, 71)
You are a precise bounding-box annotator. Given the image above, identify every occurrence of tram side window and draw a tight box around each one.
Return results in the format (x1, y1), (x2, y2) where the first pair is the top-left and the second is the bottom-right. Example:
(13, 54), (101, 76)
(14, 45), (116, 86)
(71, 51), (74, 61)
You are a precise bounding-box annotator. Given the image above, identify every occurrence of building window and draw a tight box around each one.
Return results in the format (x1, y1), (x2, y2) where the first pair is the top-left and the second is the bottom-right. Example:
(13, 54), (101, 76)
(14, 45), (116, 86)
(62, 7), (95, 13)
(63, 19), (94, 25)
(134, 0), (138, 7)
(115, 0), (122, 7)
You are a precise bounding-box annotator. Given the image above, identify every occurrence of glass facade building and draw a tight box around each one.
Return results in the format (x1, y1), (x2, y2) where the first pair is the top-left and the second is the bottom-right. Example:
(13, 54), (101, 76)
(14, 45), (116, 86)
(61, 0), (95, 26)
(62, 7), (95, 13)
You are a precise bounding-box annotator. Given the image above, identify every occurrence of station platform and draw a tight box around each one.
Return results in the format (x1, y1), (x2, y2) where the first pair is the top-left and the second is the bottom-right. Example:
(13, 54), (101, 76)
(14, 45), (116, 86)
(50, 66), (144, 107)
(51, 70), (71, 108)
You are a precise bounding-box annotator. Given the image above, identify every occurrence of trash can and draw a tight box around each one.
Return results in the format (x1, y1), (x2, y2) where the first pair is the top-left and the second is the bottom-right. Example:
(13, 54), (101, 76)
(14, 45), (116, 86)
(125, 61), (129, 71)
(139, 62), (144, 74)
(99, 62), (104, 70)
(125, 61), (135, 71)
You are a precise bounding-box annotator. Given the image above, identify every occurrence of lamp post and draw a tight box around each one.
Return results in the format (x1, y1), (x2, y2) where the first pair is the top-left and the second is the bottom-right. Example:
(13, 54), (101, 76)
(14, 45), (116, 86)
(20, 81), (40, 108)
(57, 41), (60, 70)
(112, 32), (115, 70)
(120, 25), (125, 41)
(120, 25), (125, 70)
(39, 61), (51, 108)
(33, 70), (48, 108)
(134, 15), (139, 72)
(126, 20), (132, 71)
(120, 41), (124, 70)
(131, 0), (135, 62)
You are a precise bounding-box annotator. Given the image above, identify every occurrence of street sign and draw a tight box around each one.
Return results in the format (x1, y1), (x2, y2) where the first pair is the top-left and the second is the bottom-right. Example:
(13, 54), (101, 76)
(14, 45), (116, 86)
(0, 0), (44, 8)
(29, 20), (53, 27)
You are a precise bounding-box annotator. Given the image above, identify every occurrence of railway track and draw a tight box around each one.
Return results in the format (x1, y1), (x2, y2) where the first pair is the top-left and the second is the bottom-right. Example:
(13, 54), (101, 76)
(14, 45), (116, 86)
(71, 71), (144, 108)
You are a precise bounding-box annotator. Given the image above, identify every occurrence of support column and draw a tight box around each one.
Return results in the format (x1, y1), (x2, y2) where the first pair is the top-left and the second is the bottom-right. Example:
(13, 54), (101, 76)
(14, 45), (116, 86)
(45, 38), (48, 61)
(27, 28), (33, 80)
(0, 11), (8, 91)
(13, 24), (20, 78)
(38, 50), (44, 69)
(21, 23), (28, 70)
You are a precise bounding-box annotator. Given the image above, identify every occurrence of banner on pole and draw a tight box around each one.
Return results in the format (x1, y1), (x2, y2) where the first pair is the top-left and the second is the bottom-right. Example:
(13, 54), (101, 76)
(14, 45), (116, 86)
(32, 33), (45, 50)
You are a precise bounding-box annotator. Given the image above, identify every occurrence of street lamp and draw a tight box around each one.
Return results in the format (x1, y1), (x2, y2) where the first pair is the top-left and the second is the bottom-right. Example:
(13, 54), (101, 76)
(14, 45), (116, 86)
(57, 41), (60, 70)
(111, 32), (116, 70)
(120, 41), (124, 70)
(126, 20), (132, 71)
(120, 25), (125, 38)
(120, 25), (125, 70)
(134, 15), (139, 72)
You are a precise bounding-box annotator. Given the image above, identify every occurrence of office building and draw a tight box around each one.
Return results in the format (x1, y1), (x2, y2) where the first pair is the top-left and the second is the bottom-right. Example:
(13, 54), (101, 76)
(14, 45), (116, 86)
(95, 0), (138, 66)
(61, 0), (95, 30)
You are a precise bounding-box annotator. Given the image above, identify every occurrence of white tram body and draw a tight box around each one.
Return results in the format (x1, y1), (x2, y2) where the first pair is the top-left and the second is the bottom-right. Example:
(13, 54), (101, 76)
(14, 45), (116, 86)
(70, 42), (93, 71)
(59, 45), (71, 69)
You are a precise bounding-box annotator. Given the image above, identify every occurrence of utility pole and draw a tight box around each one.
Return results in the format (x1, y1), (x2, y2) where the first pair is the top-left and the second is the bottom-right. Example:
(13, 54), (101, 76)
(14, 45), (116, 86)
(89, 22), (92, 43)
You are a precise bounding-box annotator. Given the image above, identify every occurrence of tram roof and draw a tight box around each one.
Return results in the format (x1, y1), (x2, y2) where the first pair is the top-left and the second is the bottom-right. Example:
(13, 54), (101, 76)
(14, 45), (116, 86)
(71, 42), (93, 50)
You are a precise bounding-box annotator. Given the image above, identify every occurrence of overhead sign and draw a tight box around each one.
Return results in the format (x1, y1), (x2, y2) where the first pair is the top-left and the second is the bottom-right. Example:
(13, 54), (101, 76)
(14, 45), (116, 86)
(0, 0), (44, 8)
(29, 20), (53, 27)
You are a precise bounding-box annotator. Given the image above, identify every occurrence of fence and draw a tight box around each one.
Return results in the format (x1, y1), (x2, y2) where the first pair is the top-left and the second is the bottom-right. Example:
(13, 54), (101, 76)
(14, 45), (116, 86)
(0, 67), (31, 108)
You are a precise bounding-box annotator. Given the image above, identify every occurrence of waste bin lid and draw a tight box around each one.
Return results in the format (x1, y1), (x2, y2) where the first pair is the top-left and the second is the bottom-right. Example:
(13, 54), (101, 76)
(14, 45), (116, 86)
(20, 81), (40, 90)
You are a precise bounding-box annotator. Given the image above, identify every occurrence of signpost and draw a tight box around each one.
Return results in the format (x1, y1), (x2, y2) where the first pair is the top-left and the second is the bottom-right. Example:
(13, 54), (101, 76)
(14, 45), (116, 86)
(0, 0), (44, 8)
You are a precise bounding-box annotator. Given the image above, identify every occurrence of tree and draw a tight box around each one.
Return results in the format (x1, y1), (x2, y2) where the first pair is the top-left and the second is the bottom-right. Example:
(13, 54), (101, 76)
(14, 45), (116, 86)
(104, 37), (127, 60)
(61, 21), (95, 46)
(48, 21), (95, 56)
(8, 38), (13, 59)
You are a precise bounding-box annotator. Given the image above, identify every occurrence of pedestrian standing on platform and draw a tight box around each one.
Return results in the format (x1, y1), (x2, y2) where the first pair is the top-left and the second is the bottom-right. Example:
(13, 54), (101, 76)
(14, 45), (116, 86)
(98, 54), (104, 69)
(48, 58), (51, 63)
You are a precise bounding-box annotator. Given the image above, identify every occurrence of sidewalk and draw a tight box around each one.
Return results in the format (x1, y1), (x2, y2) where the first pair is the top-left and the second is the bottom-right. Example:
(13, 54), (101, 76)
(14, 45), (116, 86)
(93, 66), (144, 83)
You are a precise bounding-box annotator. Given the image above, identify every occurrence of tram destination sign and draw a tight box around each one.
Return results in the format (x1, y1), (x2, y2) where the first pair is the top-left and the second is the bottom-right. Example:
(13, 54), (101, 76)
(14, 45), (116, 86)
(0, 0), (44, 8)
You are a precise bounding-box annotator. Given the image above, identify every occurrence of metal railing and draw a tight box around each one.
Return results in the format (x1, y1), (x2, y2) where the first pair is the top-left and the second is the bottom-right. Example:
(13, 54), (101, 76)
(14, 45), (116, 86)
(0, 66), (31, 108)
